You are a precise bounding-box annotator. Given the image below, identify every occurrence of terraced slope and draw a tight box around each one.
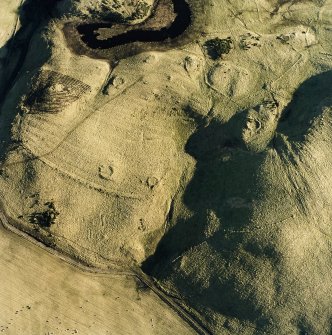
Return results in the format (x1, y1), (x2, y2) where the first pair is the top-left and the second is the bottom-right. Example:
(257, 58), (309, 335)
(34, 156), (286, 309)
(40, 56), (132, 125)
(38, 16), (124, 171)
(1, 0), (332, 334)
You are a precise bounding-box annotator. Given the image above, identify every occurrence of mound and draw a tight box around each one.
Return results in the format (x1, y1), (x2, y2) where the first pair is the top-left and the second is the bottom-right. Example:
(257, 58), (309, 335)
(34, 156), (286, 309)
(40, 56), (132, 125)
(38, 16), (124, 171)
(1, 0), (332, 334)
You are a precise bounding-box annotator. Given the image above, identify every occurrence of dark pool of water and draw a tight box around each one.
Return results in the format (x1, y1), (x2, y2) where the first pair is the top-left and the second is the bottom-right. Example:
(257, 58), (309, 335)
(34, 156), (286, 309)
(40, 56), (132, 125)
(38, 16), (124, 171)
(76, 0), (192, 49)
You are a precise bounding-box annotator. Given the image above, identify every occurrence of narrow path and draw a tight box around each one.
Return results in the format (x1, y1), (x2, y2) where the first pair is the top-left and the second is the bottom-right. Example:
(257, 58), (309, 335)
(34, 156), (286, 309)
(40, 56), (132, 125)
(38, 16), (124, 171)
(0, 209), (211, 335)
(0, 1), (210, 333)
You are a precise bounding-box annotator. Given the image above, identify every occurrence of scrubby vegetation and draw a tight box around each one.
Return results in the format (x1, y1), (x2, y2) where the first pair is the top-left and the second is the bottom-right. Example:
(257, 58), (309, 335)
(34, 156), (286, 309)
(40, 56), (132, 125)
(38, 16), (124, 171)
(203, 37), (233, 60)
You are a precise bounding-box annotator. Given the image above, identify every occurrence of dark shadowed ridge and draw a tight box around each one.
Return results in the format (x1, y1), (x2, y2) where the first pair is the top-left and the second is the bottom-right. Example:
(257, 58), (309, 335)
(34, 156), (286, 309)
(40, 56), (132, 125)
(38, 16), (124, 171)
(0, 0), (63, 159)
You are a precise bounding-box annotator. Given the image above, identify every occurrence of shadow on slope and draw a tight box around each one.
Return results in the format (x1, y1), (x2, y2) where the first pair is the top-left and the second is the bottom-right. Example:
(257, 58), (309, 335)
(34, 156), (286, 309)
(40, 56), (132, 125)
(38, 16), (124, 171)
(0, 0), (62, 161)
(276, 70), (332, 141)
(142, 70), (332, 327)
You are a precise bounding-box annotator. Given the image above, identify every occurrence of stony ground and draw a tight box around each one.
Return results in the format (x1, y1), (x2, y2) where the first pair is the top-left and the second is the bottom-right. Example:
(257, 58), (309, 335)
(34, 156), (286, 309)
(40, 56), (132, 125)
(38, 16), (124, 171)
(1, 0), (332, 334)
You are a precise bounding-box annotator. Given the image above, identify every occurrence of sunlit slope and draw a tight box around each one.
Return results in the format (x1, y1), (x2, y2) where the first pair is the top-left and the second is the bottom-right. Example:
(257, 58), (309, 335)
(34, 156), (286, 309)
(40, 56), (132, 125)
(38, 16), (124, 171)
(1, 0), (332, 334)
